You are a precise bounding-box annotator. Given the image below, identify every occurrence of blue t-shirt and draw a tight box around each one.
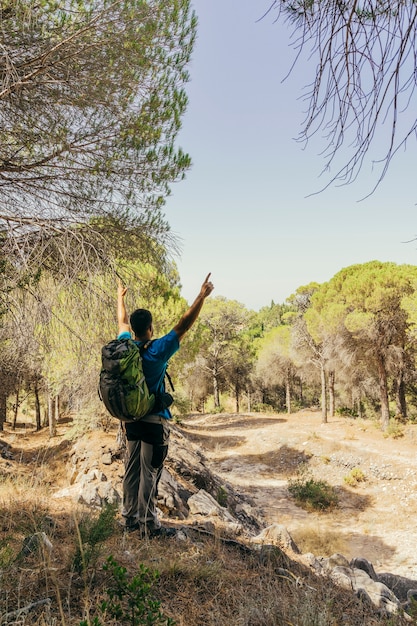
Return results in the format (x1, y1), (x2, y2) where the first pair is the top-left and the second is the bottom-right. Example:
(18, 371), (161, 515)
(117, 329), (180, 421)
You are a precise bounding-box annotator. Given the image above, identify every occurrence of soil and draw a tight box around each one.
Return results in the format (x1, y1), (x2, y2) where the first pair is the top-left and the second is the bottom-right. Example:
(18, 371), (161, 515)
(180, 410), (417, 581)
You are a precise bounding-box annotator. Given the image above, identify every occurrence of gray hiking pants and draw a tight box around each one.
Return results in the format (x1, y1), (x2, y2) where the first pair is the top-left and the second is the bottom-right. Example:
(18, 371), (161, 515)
(122, 416), (170, 526)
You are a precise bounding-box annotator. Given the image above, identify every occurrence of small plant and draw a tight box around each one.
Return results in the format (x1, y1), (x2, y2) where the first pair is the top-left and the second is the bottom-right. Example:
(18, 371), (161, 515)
(0, 538), (14, 568)
(288, 476), (338, 511)
(80, 555), (175, 626)
(383, 419), (404, 439)
(344, 467), (366, 487)
(73, 502), (117, 574)
(336, 406), (358, 418)
(216, 485), (228, 507)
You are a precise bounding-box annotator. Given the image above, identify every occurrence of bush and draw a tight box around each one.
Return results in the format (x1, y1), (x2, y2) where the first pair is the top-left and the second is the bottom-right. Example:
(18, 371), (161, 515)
(80, 555), (175, 626)
(170, 391), (191, 417)
(383, 419), (405, 439)
(336, 406), (358, 418)
(72, 502), (118, 574)
(288, 476), (338, 511)
(250, 402), (276, 414)
(344, 468), (366, 487)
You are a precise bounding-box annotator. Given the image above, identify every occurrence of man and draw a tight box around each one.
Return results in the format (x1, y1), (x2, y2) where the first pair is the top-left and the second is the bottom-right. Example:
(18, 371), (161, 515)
(117, 273), (214, 536)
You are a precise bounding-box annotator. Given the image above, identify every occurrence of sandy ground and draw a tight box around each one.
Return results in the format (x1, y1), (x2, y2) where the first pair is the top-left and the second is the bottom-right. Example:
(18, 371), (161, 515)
(180, 410), (417, 580)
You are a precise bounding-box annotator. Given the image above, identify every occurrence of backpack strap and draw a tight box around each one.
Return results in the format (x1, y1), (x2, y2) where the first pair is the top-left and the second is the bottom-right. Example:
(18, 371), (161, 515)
(138, 339), (175, 392)
(165, 370), (175, 392)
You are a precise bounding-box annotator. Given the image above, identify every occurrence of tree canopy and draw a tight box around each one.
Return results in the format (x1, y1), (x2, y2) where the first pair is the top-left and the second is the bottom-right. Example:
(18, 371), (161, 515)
(0, 0), (196, 280)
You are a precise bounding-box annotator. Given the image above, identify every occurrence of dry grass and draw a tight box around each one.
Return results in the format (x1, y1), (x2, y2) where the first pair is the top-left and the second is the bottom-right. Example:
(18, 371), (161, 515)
(0, 425), (411, 626)
(291, 524), (348, 557)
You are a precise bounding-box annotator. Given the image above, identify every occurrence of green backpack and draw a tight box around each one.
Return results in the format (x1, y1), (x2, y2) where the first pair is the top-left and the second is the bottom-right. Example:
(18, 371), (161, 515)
(99, 338), (155, 422)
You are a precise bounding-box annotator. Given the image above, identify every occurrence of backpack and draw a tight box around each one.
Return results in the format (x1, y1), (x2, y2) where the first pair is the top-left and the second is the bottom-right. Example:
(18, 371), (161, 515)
(99, 338), (155, 422)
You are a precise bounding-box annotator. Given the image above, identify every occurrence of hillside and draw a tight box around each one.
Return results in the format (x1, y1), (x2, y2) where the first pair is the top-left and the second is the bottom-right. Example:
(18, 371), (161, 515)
(0, 410), (416, 625)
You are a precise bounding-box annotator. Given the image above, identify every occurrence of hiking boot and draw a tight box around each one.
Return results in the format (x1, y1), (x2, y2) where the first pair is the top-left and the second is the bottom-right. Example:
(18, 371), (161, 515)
(140, 523), (177, 539)
(122, 518), (140, 533)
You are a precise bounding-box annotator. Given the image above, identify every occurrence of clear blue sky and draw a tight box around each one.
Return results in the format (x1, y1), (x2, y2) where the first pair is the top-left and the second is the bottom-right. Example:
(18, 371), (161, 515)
(165, 0), (417, 312)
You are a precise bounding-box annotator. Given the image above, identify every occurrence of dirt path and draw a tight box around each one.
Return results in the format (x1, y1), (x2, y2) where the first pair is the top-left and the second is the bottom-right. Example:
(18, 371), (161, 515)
(180, 410), (417, 580)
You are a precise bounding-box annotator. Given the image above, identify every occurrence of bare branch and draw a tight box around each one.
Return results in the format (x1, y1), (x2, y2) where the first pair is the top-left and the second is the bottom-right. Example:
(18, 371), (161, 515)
(267, 0), (417, 191)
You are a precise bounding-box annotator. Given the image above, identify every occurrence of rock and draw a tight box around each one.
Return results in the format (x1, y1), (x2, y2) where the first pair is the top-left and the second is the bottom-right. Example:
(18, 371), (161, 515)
(77, 469), (107, 484)
(187, 489), (240, 529)
(319, 556), (403, 617)
(350, 557), (378, 581)
(378, 572), (417, 602)
(329, 565), (354, 590)
(252, 524), (301, 554)
(53, 476), (120, 507)
(158, 468), (189, 519)
(167, 428), (261, 532)
(321, 553), (351, 570)
(0, 441), (13, 459)
(20, 532), (53, 558)
(78, 481), (120, 507)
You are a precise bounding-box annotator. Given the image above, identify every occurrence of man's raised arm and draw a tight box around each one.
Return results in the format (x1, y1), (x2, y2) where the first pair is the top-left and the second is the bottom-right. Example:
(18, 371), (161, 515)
(117, 281), (131, 335)
(173, 273), (214, 340)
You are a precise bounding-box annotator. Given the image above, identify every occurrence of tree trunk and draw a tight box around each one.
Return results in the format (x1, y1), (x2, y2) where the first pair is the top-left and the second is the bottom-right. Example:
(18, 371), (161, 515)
(48, 394), (57, 437)
(285, 369), (291, 414)
(377, 354), (390, 430)
(357, 394), (363, 419)
(55, 395), (59, 424)
(395, 371), (407, 419)
(235, 384), (240, 413)
(0, 390), (6, 431)
(12, 388), (19, 430)
(320, 363), (327, 424)
(328, 370), (335, 418)
(213, 373), (220, 408)
(34, 383), (42, 431)
(247, 389), (251, 412)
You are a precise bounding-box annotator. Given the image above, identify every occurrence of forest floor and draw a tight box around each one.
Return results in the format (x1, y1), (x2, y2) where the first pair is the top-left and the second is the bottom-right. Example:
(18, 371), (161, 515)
(180, 409), (417, 581)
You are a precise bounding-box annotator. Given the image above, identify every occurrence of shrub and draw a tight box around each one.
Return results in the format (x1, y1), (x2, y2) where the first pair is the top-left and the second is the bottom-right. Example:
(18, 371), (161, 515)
(336, 406), (358, 418)
(80, 555), (175, 626)
(72, 502), (118, 574)
(344, 468), (366, 487)
(288, 476), (338, 511)
(383, 419), (404, 439)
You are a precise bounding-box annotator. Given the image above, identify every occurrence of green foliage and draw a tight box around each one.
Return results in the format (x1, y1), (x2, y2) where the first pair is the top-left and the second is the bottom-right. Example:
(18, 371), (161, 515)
(168, 390), (190, 417)
(250, 402), (276, 414)
(253, 301), (295, 337)
(80, 555), (175, 626)
(336, 406), (359, 418)
(288, 476), (338, 511)
(216, 486), (228, 507)
(73, 503), (117, 574)
(1, 0), (196, 286)
(0, 538), (14, 568)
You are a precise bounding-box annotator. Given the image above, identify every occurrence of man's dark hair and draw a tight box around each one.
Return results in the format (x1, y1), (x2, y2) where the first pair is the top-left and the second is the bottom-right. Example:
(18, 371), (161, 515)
(130, 309), (152, 338)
